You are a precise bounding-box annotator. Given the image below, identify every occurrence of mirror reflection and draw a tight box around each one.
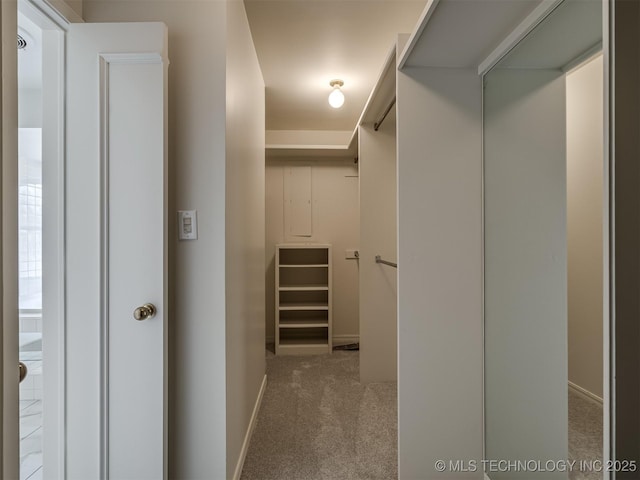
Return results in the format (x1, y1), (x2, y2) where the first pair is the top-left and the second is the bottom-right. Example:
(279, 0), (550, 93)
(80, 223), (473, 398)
(483, 1), (603, 478)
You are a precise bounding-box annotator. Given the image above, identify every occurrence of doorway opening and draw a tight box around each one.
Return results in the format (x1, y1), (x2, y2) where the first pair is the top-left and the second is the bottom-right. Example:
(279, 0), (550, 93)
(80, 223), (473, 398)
(482, 0), (605, 475)
(18, 10), (44, 479)
(17, 1), (65, 478)
(566, 53), (604, 470)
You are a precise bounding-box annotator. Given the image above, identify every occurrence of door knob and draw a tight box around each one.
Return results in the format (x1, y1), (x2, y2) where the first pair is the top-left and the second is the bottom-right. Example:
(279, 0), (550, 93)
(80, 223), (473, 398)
(19, 362), (27, 383)
(133, 303), (157, 321)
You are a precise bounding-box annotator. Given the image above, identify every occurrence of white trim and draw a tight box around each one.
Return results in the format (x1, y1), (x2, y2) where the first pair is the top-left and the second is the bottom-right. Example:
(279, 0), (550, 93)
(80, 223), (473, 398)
(266, 144), (349, 151)
(98, 51), (167, 478)
(18, 0), (65, 30)
(100, 52), (167, 66)
(355, 44), (396, 127)
(232, 375), (267, 480)
(602, 0), (612, 476)
(3, 0), (20, 475)
(348, 125), (358, 154)
(397, 0), (441, 70)
(98, 54), (112, 480)
(19, 0), (80, 29)
(477, 0), (564, 76)
(569, 381), (604, 406)
(40, 25), (66, 480)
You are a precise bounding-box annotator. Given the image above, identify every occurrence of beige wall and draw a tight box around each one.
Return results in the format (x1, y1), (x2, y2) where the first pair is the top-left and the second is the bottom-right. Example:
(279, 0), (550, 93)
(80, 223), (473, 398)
(85, 1), (257, 477)
(225, 0), (266, 477)
(48, 0), (83, 22)
(567, 55), (604, 399)
(266, 158), (359, 345)
(358, 115), (397, 383)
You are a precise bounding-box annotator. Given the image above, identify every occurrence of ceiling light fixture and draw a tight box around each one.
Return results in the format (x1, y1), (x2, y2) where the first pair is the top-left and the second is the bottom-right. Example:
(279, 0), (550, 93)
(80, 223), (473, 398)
(328, 79), (345, 109)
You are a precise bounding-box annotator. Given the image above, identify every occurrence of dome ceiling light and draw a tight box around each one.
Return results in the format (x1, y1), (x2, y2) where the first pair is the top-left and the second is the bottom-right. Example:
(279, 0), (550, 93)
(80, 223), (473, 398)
(328, 79), (345, 109)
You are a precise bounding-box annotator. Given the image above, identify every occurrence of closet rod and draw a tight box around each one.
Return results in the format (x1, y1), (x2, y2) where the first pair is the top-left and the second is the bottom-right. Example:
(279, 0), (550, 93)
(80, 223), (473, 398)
(374, 96), (396, 131)
(375, 255), (397, 268)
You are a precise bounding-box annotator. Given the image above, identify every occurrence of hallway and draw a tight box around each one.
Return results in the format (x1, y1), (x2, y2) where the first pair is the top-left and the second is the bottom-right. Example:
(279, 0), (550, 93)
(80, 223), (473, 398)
(241, 351), (397, 480)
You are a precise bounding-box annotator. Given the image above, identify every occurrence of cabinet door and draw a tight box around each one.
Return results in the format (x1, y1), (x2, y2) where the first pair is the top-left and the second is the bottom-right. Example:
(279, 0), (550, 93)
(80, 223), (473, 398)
(284, 166), (312, 238)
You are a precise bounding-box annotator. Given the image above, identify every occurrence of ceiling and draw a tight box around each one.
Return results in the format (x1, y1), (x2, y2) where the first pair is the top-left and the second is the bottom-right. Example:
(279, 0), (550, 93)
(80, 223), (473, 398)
(244, 0), (427, 132)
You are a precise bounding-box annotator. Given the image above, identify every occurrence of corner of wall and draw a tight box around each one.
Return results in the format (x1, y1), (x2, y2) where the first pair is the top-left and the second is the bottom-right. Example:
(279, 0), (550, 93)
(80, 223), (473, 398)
(224, 1), (266, 477)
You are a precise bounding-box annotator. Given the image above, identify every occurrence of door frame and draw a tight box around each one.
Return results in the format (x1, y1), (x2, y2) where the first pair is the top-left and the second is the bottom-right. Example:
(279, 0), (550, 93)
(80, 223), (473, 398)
(2, 0), (20, 476)
(3, 0), (72, 477)
(28, 1), (69, 478)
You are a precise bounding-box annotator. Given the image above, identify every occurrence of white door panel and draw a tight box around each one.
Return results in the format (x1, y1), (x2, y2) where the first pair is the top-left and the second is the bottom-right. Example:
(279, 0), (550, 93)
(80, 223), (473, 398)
(66, 23), (168, 479)
(107, 59), (166, 479)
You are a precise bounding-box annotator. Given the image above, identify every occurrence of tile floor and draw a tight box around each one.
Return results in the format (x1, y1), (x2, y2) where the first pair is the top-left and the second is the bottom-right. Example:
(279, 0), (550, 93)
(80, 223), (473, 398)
(20, 351), (43, 480)
(20, 399), (42, 480)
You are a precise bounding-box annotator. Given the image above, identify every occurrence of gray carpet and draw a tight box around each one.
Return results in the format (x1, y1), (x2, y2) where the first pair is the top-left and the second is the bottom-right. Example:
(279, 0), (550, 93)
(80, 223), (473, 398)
(568, 388), (603, 480)
(240, 350), (397, 480)
(241, 350), (602, 480)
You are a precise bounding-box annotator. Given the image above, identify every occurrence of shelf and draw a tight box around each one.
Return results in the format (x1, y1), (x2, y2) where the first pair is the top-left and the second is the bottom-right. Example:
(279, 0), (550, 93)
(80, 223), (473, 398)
(279, 284), (329, 291)
(279, 319), (329, 328)
(279, 264), (329, 268)
(276, 244), (332, 355)
(278, 247), (329, 266)
(278, 337), (329, 346)
(279, 303), (329, 311)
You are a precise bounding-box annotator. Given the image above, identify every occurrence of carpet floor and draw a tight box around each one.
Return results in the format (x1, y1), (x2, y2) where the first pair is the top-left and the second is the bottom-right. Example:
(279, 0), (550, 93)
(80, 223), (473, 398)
(241, 350), (603, 480)
(240, 350), (397, 480)
(568, 388), (603, 480)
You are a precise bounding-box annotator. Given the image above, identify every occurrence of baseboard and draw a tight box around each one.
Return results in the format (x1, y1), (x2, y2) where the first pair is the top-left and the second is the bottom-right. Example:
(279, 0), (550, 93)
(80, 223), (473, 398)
(568, 381), (603, 406)
(332, 334), (359, 346)
(232, 374), (267, 480)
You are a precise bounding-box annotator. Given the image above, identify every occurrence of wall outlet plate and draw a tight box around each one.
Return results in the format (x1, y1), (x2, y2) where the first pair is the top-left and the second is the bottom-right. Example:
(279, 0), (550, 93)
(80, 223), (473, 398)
(345, 249), (359, 259)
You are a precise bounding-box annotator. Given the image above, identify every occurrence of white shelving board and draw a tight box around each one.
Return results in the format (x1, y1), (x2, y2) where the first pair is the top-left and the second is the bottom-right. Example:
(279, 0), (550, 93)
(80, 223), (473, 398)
(275, 243), (332, 355)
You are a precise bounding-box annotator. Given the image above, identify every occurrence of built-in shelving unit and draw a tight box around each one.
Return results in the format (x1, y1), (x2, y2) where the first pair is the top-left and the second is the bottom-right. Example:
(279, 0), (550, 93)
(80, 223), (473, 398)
(275, 244), (332, 355)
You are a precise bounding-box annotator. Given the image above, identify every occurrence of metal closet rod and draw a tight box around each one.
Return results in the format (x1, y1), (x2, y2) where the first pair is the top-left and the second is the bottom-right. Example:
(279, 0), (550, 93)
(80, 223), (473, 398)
(374, 96), (396, 131)
(375, 255), (397, 268)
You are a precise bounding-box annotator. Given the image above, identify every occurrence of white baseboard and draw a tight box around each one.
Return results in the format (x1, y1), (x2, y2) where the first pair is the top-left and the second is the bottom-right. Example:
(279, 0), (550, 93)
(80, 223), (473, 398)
(232, 374), (267, 480)
(568, 381), (603, 406)
(332, 334), (359, 346)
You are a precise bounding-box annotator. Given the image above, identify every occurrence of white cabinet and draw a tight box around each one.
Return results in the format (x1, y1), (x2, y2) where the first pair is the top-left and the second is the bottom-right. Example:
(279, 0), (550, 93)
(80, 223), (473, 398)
(275, 244), (332, 355)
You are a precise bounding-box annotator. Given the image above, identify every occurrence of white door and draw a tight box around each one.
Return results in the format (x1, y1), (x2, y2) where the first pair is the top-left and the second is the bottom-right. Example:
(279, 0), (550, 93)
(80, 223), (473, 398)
(65, 23), (168, 479)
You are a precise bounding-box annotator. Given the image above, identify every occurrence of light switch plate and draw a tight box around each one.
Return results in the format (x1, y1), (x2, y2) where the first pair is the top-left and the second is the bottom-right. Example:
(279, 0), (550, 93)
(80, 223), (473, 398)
(178, 210), (197, 240)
